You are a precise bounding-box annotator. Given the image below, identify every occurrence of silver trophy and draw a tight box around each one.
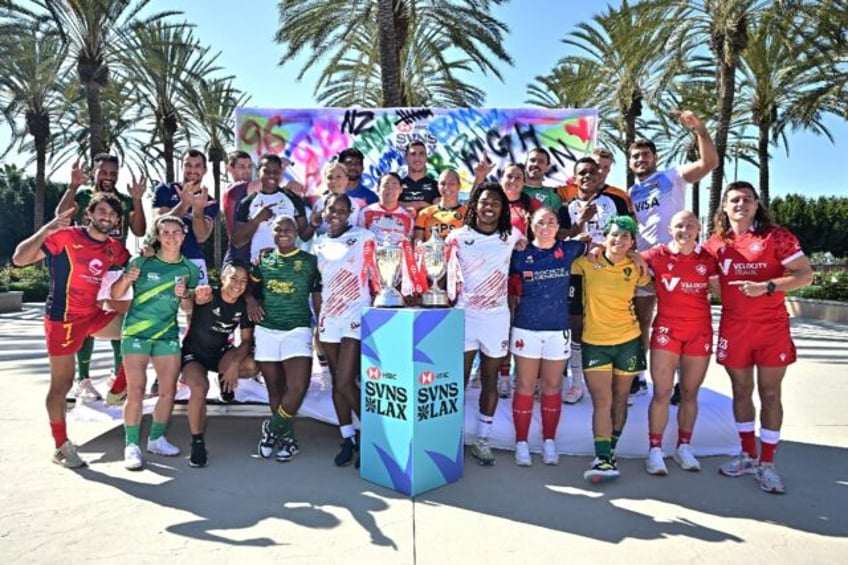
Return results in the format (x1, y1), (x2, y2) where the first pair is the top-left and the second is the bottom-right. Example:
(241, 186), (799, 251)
(419, 231), (449, 307)
(373, 237), (405, 308)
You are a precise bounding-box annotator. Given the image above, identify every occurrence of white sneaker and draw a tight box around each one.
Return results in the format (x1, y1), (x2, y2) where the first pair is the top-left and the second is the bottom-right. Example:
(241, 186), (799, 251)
(562, 382), (584, 404)
(497, 375), (512, 399)
(542, 439), (559, 465)
(146, 436), (180, 456)
(124, 444), (144, 470)
(645, 447), (668, 476)
(73, 378), (102, 403)
(514, 441), (532, 467)
(673, 444), (701, 471)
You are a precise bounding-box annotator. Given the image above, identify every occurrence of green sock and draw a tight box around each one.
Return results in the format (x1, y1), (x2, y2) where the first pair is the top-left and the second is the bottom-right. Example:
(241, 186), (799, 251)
(110, 339), (123, 372)
(270, 406), (294, 437)
(611, 429), (623, 450)
(149, 421), (168, 441)
(125, 424), (140, 446)
(76, 337), (95, 381)
(594, 436), (612, 459)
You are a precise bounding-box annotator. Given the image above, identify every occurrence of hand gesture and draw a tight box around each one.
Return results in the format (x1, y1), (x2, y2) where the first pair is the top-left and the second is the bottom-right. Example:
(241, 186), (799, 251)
(191, 185), (210, 210)
(174, 276), (187, 298)
(220, 366), (239, 394)
(46, 208), (75, 234)
(310, 206), (324, 228)
(245, 295), (265, 323)
(127, 172), (146, 200)
(123, 264), (141, 283)
(576, 202), (597, 225)
(728, 280), (767, 297)
(69, 159), (88, 190)
(474, 153), (496, 180)
(257, 204), (275, 224)
(194, 284), (213, 304)
(285, 180), (305, 197)
(175, 183), (194, 207)
(674, 109), (704, 131)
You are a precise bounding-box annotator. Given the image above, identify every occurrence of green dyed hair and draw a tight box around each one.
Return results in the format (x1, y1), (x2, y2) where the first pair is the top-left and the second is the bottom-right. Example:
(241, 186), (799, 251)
(603, 215), (638, 238)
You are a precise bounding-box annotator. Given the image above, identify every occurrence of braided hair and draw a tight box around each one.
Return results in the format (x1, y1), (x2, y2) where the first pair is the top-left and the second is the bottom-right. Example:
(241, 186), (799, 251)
(464, 181), (512, 241)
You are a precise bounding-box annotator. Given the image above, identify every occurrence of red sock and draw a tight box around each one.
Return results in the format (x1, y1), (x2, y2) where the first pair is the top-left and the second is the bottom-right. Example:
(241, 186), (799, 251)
(649, 432), (663, 449)
(50, 421), (68, 448)
(540, 393), (561, 440)
(740, 431), (757, 459)
(110, 364), (127, 394)
(677, 429), (693, 447)
(499, 359), (511, 377)
(760, 441), (778, 463)
(512, 393), (534, 442)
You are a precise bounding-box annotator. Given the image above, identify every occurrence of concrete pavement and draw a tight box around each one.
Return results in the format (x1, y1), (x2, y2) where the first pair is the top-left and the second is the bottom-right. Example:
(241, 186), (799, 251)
(1, 304), (846, 564)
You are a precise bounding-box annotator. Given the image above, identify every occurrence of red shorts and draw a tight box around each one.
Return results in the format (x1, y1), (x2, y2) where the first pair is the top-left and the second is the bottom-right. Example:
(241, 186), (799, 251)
(651, 321), (712, 356)
(44, 310), (117, 356)
(716, 317), (796, 368)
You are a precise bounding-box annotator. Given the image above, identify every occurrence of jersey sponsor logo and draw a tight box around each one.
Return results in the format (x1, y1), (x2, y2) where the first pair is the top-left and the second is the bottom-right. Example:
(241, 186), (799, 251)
(634, 197), (660, 212)
(419, 371), (435, 385)
(464, 239), (475, 246)
(661, 276), (681, 292)
(212, 307), (221, 317)
(523, 271), (533, 281)
(88, 258), (104, 276)
(719, 259), (733, 275)
(366, 366), (382, 380)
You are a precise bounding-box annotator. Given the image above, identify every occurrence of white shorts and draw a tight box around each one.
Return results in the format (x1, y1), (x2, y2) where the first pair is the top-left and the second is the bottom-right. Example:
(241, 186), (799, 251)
(254, 326), (313, 362)
(189, 258), (209, 286)
(510, 327), (572, 361)
(318, 311), (361, 344)
(635, 279), (656, 298)
(464, 308), (510, 358)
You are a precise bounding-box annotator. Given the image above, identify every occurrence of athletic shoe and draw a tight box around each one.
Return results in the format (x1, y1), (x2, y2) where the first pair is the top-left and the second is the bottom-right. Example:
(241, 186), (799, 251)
(73, 378), (102, 403)
(257, 420), (279, 459)
(469, 374), (481, 389)
(149, 378), (159, 396)
(497, 375), (512, 399)
(542, 439), (559, 465)
(645, 447), (668, 476)
(218, 375), (235, 403)
(562, 382), (584, 404)
(514, 441), (532, 467)
(276, 437), (300, 463)
(756, 463), (785, 494)
(673, 444), (701, 471)
(629, 376), (648, 400)
(124, 444), (144, 471)
(718, 453), (758, 477)
(471, 438), (496, 466)
(189, 440), (207, 468)
(334, 437), (356, 467)
(52, 440), (86, 469)
(670, 382), (681, 407)
(583, 456), (620, 484)
(105, 389), (127, 407)
(147, 436), (180, 456)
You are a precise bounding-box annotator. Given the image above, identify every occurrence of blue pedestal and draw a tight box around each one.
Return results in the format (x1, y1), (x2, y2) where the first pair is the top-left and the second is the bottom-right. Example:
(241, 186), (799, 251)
(359, 308), (465, 496)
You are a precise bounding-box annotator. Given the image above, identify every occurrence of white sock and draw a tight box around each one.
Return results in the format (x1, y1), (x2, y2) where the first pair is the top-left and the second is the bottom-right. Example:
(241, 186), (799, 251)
(477, 413), (494, 440)
(571, 343), (583, 383)
(340, 424), (356, 440)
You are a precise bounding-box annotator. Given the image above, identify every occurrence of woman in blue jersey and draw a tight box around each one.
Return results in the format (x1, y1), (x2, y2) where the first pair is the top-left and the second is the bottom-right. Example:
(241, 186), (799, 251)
(508, 208), (587, 467)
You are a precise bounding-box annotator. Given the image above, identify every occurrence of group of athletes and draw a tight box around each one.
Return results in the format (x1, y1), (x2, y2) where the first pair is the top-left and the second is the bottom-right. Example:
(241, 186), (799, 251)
(12, 110), (812, 494)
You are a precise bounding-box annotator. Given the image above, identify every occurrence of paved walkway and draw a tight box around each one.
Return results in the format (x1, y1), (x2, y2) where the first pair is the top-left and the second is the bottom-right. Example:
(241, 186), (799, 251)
(1, 304), (846, 564)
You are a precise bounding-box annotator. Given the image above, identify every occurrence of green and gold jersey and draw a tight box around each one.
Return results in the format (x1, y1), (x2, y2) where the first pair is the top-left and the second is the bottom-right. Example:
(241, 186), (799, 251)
(122, 255), (199, 341)
(571, 254), (649, 346)
(74, 188), (137, 244)
(250, 249), (321, 331)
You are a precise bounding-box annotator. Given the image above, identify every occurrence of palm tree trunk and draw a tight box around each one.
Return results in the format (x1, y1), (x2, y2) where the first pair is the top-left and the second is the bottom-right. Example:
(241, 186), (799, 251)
(692, 180), (700, 218)
(84, 81), (105, 158)
(758, 120), (770, 205)
(33, 136), (47, 230)
(624, 113), (637, 189)
(212, 158), (222, 268)
(164, 135), (175, 183)
(708, 59), (736, 232)
(377, 0), (403, 107)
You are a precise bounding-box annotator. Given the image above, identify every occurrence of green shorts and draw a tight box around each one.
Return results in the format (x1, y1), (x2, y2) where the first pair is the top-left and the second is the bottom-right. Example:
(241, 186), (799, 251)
(583, 336), (646, 374)
(121, 336), (181, 357)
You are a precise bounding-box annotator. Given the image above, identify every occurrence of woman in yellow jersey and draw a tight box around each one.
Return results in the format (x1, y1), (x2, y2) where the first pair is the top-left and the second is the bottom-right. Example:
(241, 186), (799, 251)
(571, 216), (649, 483)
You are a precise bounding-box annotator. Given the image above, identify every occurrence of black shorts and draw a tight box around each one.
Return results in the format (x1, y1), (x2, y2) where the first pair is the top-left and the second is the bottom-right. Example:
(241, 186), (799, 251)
(181, 344), (232, 373)
(569, 275), (583, 316)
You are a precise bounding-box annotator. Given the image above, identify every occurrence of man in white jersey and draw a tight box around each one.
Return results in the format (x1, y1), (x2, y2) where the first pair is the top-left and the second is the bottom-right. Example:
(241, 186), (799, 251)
(628, 111), (717, 395)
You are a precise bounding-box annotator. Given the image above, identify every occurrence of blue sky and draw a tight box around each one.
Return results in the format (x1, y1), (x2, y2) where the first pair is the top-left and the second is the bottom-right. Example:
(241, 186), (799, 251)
(2, 0), (845, 203)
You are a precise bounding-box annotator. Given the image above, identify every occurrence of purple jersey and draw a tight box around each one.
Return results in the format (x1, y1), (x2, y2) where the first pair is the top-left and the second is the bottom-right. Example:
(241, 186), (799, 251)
(509, 240), (586, 331)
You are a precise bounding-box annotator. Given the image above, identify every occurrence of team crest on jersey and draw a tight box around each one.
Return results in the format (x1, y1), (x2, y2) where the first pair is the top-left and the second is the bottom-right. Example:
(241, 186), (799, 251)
(593, 263), (603, 270)
(667, 263), (674, 271)
(212, 307), (221, 317)
(293, 260), (303, 272)
(554, 248), (564, 259)
(749, 242), (764, 253)
(514, 338), (525, 350)
(695, 264), (707, 276)
(623, 267), (633, 278)
(657, 334), (670, 345)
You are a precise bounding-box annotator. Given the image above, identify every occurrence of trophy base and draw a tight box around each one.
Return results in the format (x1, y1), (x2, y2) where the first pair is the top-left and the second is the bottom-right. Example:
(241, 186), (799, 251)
(373, 289), (405, 308)
(421, 290), (449, 308)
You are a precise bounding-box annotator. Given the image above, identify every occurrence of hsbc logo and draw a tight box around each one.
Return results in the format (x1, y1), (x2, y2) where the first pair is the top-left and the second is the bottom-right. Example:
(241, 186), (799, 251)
(661, 276), (681, 292)
(419, 371), (435, 385)
(366, 366), (382, 381)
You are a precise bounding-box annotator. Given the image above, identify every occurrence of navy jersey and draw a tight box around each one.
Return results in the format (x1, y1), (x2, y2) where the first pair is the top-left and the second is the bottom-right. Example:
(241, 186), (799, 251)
(509, 240), (587, 331)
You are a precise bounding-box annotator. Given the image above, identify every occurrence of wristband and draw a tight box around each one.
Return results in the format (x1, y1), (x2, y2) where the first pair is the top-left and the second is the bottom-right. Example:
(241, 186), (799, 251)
(766, 280), (776, 296)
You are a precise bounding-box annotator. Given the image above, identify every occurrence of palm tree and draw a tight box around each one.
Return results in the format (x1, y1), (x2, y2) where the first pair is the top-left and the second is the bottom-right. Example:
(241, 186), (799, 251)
(551, 0), (690, 187)
(6, 0), (179, 159)
(185, 77), (250, 266)
(0, 22), (69, 230)
(122, 21), (222, 182)
(274, 0), (512, 107)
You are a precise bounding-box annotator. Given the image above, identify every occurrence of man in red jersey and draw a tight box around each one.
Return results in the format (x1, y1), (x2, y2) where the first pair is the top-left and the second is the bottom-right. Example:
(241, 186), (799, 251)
(12, 193), (130, 468)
